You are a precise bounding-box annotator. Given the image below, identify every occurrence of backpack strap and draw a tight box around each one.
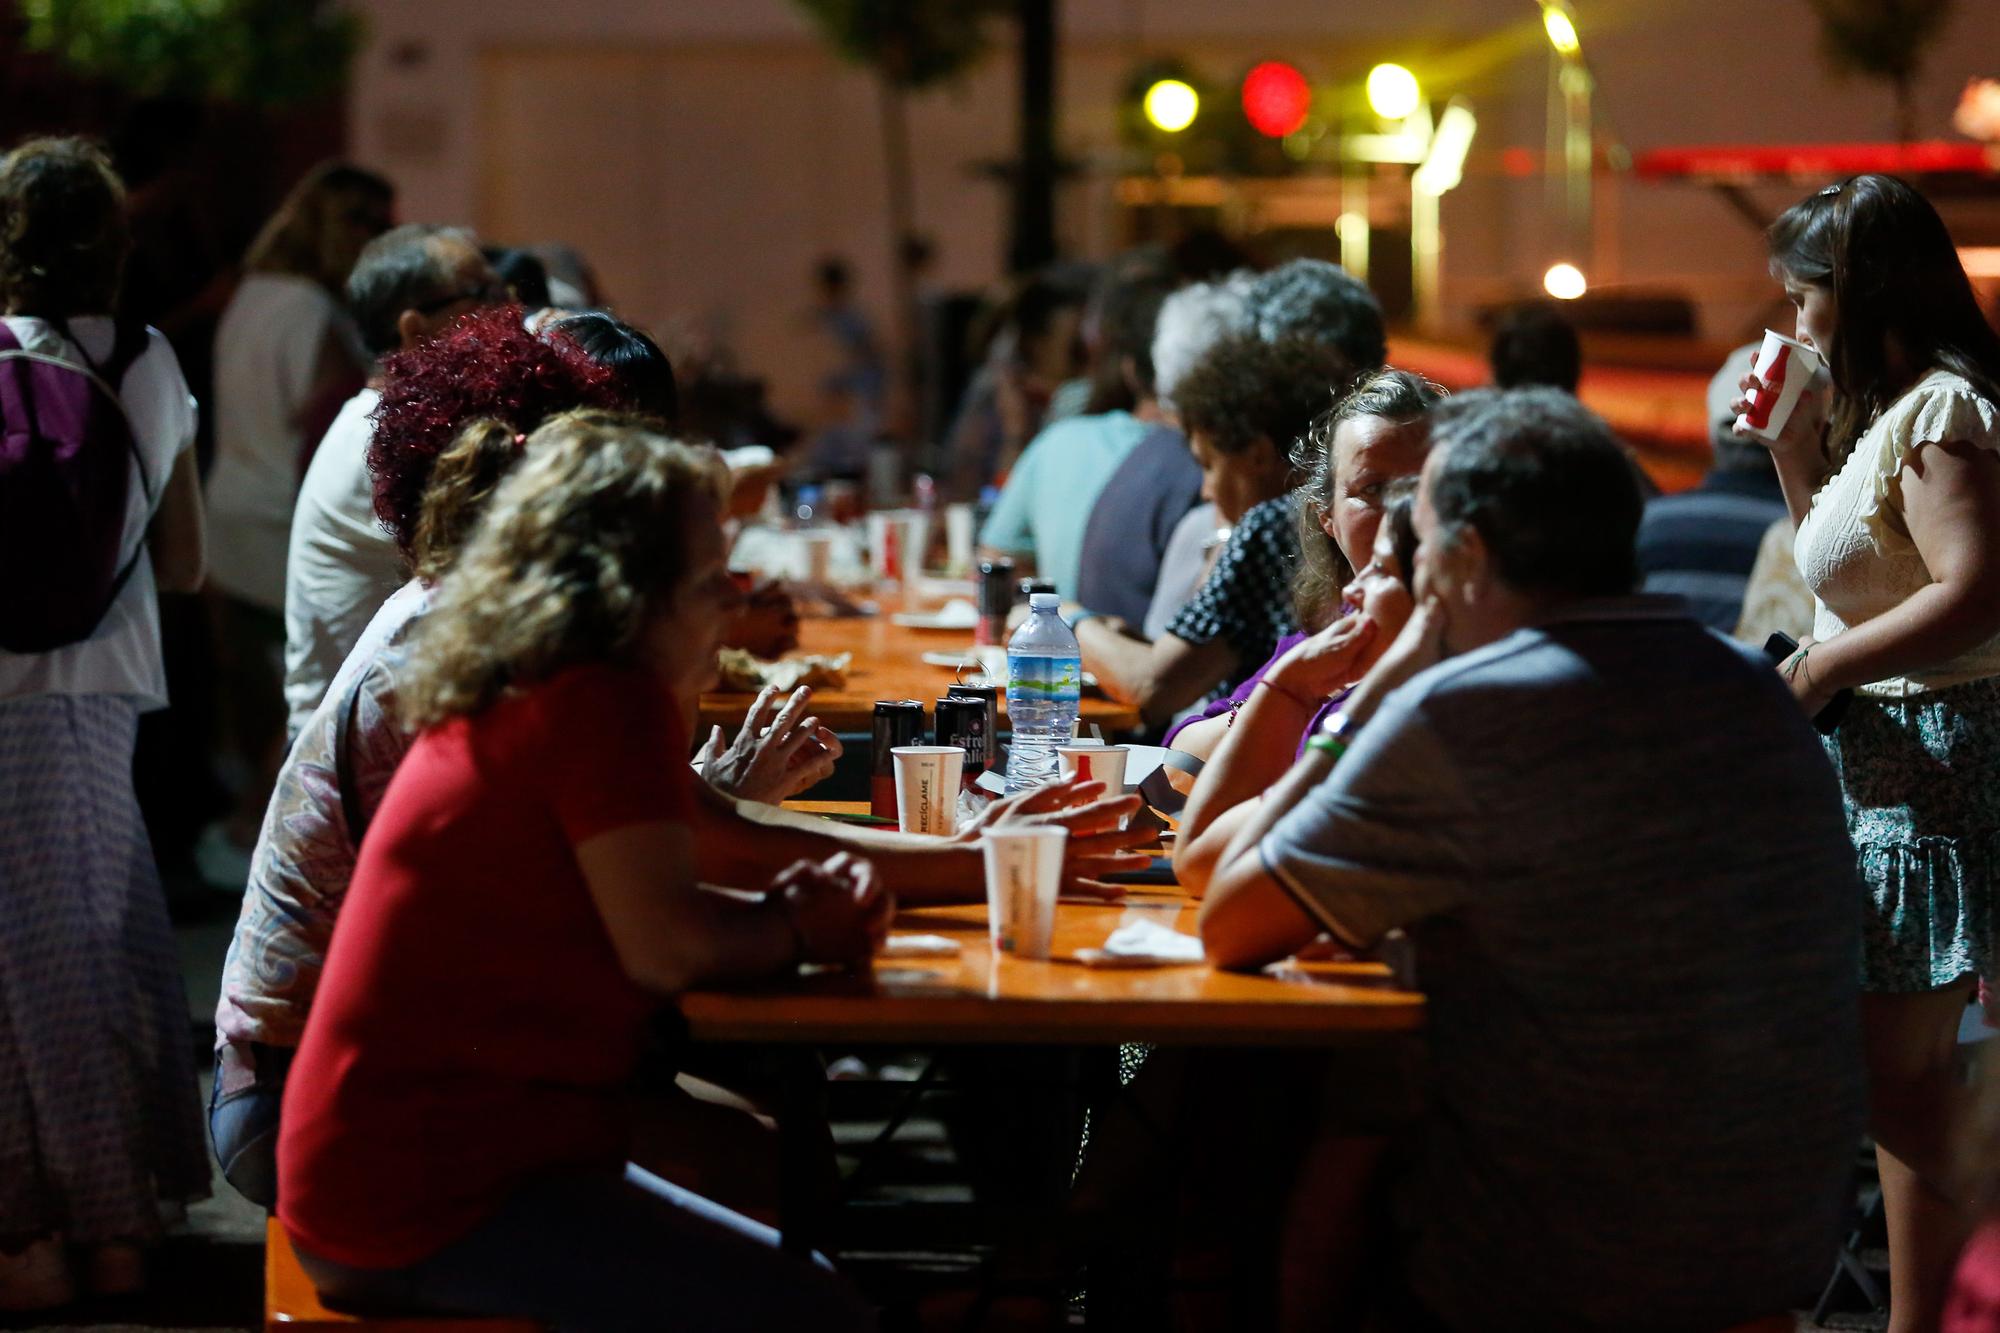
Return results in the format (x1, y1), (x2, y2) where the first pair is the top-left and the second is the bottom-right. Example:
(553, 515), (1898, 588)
(29, 317), (161, 612)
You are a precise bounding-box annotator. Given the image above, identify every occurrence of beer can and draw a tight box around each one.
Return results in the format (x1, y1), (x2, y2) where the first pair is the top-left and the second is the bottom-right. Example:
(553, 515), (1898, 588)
(935, 695), (990, 784)
(946, 682), (1001, 769)
(976, 558), (1015, 648)
(871, 700), (928, 818)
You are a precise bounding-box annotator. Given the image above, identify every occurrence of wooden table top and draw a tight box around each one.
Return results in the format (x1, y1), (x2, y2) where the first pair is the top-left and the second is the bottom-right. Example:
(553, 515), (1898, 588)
(698, 589), (1144, 734)
(680, 802), (1424, 1048)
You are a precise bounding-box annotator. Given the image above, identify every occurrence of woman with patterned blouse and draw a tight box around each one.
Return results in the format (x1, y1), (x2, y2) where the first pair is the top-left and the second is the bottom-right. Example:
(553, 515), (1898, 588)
(1735, 174), (2000, 1333)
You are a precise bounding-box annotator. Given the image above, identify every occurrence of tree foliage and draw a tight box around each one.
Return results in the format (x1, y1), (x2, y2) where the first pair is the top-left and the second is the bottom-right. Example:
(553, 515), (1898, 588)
(18, 0), (362, 106)
(1807, 0), (1953, 138)
(790, 0), (1007, 90)
(1809, 0), (1952, 84)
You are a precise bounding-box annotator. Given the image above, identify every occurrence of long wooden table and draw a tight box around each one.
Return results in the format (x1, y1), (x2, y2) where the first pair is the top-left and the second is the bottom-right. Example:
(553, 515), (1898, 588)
(680, 802), (1422, 1251)
(697, 591), (1144, 734)
(681, 895), (1422, 1048)
(683, 798), (1422, 1046)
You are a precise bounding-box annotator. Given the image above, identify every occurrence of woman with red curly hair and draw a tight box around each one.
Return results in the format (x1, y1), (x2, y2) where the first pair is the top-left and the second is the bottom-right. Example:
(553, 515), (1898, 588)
(365, 304), (633, 566)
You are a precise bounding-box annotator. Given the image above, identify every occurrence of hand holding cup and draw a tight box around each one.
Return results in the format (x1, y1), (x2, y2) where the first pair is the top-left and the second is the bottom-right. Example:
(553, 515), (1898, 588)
(1731, 331), (1829, 460)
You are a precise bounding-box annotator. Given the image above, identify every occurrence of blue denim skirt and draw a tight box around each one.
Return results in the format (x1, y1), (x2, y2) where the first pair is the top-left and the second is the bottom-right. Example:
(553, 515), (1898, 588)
(1824, 676), (2000, 992)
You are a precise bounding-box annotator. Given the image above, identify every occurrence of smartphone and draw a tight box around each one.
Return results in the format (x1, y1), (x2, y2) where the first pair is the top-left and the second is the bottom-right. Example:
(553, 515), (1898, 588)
(1764, 632), (1852, 735)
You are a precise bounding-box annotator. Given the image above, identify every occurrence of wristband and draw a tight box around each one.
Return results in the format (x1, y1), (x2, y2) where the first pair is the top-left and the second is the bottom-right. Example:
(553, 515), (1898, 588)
(1256, 676), (1318, 712)
(1304, 734), (1347, 761)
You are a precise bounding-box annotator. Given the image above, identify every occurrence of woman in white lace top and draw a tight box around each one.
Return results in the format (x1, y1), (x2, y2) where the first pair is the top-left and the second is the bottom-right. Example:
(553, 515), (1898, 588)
(1737, 173), (2000, 1333)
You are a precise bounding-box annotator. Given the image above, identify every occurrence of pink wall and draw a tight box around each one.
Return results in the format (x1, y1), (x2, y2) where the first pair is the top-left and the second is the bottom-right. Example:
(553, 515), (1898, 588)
(347, 0), (2000, 414)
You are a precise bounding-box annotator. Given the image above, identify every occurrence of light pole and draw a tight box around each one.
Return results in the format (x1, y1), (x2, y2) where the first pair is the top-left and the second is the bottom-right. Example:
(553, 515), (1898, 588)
(1341, 64), (1476, 331)
(1538, 1), (1593, 294)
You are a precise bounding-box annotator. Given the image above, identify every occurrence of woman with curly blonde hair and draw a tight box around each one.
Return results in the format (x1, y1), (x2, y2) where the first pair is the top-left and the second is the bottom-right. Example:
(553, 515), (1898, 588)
(276, 414), (882, 1330)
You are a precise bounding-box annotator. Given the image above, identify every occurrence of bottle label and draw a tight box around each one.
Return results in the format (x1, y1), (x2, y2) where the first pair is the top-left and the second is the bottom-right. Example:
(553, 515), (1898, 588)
(1008, 655), (1081, 697)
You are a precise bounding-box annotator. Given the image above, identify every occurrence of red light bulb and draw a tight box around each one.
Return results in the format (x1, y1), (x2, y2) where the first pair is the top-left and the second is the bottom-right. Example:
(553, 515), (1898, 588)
(1242, 61), (1311, 138)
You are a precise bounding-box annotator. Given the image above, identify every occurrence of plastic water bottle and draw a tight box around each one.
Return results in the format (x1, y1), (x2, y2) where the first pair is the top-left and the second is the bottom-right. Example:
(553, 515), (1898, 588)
(1004, 593), (1082, 792)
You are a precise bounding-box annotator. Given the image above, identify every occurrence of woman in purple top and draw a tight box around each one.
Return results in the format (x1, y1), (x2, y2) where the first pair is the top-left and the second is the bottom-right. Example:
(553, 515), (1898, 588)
(1171, 477), (1425, 897)
(1167, 479), (1422, 756)
(1163, 367), (1439, 782)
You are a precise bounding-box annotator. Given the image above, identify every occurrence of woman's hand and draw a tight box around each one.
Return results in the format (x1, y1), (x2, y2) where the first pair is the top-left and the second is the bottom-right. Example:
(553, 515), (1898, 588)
(774, 852), (893, 967)
(1778, 634), (1836, 716)
(1732, 369), (1829, 463)
(699, 686), (842, 803)
(1265, 614), (1379, 702)
(1342, 598), (1449, 728)
(953, 778), (1153, 899)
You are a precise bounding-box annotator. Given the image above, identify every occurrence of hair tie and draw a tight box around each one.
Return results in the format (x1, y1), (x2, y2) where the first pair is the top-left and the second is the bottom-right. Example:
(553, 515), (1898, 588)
(513, 433), (526, 446)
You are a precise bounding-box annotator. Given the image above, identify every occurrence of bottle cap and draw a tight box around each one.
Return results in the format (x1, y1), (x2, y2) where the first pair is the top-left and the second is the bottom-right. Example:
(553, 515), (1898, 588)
(1030, 592), (1060, 611)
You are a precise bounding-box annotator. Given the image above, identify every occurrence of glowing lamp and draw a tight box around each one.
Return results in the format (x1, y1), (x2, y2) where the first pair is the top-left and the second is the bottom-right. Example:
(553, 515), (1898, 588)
(1413, 101), (1479, 196)
(1241, 61), (1312, 138)
(1365, 63), (1421, 121)
(1544, 262), (1588, 300)
(1143, 79), (1200, 133)
(1542, 4), (1582, 56)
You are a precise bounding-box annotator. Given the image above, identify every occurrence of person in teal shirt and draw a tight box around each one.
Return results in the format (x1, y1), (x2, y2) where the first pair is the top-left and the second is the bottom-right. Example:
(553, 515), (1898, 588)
(977, 272), (1171, 596)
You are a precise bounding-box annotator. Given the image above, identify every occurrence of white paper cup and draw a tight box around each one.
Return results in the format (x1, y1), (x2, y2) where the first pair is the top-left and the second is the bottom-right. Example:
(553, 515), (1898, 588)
(892, 745), (963, 836)
(899, 511), (931, 580)
(865, 512), (893, 583)
(1734, 330), (1824, 442)
(866, 508), (930, 584)
(1057, 743), (1128, 790)
(1058, 744), (1130, 828)
(799, 531), (833, 584)
(981, 826), (1068, 959)
(945, 503), (976, 575)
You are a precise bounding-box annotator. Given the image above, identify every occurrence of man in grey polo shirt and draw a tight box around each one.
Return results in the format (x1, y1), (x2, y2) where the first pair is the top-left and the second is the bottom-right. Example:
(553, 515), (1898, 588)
(1200, 389), (1864, 1331)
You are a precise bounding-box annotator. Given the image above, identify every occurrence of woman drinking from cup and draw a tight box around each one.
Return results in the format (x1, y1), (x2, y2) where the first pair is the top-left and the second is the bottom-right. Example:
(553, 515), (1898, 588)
(1738, 173), (2000, 1333)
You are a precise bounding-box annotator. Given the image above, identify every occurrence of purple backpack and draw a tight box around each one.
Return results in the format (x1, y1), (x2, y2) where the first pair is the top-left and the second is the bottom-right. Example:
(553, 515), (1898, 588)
(0, 321), (154, 653)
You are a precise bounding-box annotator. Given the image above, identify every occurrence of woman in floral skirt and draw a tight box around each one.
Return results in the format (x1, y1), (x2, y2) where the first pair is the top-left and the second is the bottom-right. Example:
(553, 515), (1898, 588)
(0, 137), (211, 1309)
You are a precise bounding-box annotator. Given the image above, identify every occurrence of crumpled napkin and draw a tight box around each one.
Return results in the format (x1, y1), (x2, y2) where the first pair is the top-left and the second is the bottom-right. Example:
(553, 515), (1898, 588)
(1075, 917), (1205, 968)
(879, 933), (962, 959)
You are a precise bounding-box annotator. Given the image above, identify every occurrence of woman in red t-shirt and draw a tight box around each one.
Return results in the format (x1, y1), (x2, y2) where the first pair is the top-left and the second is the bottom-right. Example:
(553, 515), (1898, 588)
(278, 413), (885, 1331)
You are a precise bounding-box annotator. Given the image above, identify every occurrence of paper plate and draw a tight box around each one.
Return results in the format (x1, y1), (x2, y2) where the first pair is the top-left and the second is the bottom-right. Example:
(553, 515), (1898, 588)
(891, 598), (978, 632)
(920, 648), (1097, 688)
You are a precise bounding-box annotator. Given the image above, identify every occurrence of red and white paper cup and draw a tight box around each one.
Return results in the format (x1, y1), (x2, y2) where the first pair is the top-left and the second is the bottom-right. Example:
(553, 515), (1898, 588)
(1057, 744), (1131, 828)
(1735, 331), (1825, 443)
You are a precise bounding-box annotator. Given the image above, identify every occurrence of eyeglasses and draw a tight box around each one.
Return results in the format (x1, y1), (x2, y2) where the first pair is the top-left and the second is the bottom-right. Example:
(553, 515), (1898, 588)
(412, 280), (512, 315)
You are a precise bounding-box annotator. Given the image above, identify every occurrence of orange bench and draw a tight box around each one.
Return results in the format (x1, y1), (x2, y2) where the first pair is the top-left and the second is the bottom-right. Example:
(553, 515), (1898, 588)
(265, 1218), (541, 1332)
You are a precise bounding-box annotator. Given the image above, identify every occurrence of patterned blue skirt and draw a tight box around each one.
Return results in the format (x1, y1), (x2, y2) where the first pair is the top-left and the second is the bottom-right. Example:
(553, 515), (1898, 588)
(1823, 677), (2000, 992)
(0, 694), (210, 1244)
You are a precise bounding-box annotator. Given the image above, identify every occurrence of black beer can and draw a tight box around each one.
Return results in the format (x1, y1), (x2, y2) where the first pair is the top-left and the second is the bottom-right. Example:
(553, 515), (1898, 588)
(976, 558), (1015, 647)
(945, 682), (1001, 770)
(935, 695), (989, 784)
(871, 700), (928, 818)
